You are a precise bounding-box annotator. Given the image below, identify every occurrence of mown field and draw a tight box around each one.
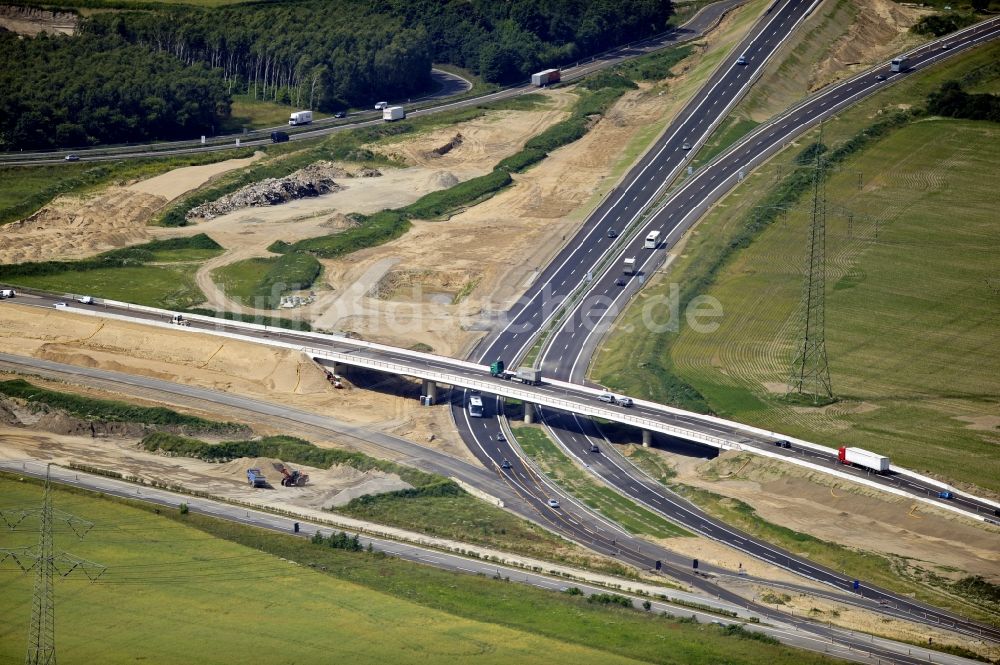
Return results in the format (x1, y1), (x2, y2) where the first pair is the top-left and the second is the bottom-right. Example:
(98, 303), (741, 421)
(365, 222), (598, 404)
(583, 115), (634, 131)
(594, 43), (1000, 492)
(0, 476), (838, 665)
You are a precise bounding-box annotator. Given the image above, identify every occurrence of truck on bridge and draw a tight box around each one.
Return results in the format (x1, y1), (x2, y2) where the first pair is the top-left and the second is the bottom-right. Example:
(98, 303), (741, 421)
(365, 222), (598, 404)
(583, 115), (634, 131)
(490, 360), (542, 386)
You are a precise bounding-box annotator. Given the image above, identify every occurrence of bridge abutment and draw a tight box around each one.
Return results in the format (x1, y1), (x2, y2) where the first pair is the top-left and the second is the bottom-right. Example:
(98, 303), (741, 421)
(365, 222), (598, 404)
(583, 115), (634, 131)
(422, 379), (437, 404)
(642, 429), (652, 448)
(523, 401), (536, 424)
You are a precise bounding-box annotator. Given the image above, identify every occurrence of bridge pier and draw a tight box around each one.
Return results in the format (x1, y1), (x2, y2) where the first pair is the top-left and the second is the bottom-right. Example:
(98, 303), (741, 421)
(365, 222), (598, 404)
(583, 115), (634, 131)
(642, 429), (652, 448)
(422, 379), (437, 405)
(523, 402), (536, 424)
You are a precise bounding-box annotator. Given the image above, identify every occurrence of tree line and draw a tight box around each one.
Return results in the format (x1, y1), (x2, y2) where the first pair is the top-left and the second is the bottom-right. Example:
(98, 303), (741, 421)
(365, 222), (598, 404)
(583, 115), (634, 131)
(4, 0), (675, 149)
(0, 29), (229, 150)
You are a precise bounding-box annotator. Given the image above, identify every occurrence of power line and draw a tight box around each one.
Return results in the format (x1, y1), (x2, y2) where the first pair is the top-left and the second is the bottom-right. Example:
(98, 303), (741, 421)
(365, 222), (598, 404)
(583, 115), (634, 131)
(0, 465), (105, 665)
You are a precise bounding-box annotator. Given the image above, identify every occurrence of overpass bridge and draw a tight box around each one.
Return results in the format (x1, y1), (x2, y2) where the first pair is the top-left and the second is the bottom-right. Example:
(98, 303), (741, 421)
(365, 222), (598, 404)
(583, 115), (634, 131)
(6, 291), (999, 525)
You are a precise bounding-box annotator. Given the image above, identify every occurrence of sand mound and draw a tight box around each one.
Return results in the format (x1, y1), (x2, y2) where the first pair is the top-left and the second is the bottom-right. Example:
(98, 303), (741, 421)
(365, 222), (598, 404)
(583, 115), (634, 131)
(213, 456), (411, 508)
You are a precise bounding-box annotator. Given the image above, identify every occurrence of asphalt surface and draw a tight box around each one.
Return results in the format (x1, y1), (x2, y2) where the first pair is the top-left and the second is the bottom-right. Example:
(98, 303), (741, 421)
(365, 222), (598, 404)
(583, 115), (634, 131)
(5, 459), (982, 665)
(448, 3), (1000, 648)
(0, 1), (747, 166)
(1, 1), (997, 653)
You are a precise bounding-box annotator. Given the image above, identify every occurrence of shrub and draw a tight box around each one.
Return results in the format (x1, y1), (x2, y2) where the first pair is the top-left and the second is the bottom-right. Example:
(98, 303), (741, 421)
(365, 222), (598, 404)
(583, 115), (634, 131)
(0, 379), (239, 432)
(140, 433), (448, 489)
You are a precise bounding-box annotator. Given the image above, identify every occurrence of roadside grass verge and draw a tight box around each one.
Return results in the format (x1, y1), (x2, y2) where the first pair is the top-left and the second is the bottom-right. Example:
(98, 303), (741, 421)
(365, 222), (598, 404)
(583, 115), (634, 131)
(0, 378), (242, 433)
(513, 427), (691, 539)
(0, 474), (840, 665)
(11, 264), (205, 310)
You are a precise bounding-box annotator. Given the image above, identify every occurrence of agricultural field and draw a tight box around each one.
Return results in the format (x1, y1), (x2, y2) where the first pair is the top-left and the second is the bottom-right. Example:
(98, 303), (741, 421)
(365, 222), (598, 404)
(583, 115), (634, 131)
(594, 43), (1000, 493)
(0, 475), (838, 665)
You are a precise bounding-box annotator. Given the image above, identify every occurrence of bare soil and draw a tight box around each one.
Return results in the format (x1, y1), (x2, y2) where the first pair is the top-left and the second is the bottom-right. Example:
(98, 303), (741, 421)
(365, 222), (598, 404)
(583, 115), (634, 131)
(0, 427), (410, 510)
(0, 5), (76, 36)
(0, 154), (262, 264)
(0, 303), (478, 465)
(652, 449), (1000, 583)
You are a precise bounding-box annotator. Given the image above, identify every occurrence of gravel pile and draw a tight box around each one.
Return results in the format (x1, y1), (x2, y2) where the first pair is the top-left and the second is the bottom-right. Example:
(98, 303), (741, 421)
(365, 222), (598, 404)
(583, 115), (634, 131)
(187, 161), (349, 220)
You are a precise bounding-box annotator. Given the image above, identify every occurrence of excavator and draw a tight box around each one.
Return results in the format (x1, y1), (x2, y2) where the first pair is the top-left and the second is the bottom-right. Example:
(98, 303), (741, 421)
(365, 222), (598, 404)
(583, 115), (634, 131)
(277, 463), (309, 487)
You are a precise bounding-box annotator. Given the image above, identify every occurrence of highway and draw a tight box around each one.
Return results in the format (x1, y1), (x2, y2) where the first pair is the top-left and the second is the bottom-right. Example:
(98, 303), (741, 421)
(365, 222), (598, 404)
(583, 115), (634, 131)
(3, 459), (983, 665)
(447, 1), (1000, 647)
(1, 0), (997, 651)
(0, 1), (747, 166)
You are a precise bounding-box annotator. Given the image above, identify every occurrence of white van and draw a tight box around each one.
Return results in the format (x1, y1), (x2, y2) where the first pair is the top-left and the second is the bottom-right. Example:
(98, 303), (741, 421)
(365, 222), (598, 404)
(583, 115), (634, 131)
(0, 288), (15, 298)
(645, 230), (661, 249)
(374, 101), (388, 110)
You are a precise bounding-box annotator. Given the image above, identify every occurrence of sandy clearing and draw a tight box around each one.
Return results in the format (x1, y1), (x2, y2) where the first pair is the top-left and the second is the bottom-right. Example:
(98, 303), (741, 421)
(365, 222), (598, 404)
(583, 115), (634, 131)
(0, 428), (410, 511)
(129, 153), (263, 200)
(0, 303), (480, 466)
(649, 448), (1000, 582)
(0, 153), (264, 264)
(0, 6), (76, 36)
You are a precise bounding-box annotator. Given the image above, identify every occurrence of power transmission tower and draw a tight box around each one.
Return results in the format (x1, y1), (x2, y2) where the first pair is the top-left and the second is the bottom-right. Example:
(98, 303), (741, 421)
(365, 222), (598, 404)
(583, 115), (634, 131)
(0, 465), (105, 665)
(787, 128), (833, 403)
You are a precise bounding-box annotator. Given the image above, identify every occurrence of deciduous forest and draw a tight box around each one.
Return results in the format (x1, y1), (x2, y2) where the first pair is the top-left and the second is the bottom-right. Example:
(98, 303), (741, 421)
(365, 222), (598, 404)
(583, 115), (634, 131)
(2, 0), (674, 149)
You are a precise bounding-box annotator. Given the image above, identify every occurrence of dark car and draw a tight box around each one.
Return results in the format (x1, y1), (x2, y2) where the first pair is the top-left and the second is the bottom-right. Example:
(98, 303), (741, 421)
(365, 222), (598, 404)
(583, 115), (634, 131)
(334, 111), (347, 118)
(607, 229), (619, 238)
(270, 131), (290, 143)
(500, 459), (511, 470)
(615, 277), (626, 287)
(775, 439), (791, 449)
(876, 74), (886, 81)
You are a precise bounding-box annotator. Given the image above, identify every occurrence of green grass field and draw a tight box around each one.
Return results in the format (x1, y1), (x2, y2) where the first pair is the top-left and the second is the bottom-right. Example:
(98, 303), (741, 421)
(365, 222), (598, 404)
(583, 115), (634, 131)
(211, 257), (276, 305)
(513, 427), (690, 538)
(148, 247), (224, 262)
(595, 42), (1000, 493)
(11, 264), (205, 310)
(221, 94), (328, 132)
(0, 476), (838, 665)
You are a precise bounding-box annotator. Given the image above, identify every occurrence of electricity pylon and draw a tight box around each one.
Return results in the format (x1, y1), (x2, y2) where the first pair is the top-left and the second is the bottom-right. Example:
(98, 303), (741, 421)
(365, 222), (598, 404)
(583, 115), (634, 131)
(0, 465), (105, 665)
(787, 129), (833, 402)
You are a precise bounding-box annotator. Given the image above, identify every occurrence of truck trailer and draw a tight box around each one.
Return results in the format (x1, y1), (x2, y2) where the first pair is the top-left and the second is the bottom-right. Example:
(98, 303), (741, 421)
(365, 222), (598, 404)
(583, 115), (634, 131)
(247, 468), (268, 487)
(383, 106), (406, 121)
(838, 447), (890, 473)
(531, 68), (561, 86)
(289, 110), (313, 126)
(492, 362), (542, 386)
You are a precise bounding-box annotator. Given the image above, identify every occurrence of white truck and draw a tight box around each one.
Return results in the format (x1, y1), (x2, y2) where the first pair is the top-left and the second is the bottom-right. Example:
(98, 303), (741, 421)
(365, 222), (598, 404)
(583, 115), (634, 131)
(838, 447), (890, 473)
(644, 230), (661, 249)
(288, 110), (313, 126)
(531, 68), (561, 87)
(496, 367), (542, 386)
(623, 257), (637, 275)
(382, 106), (406, 122)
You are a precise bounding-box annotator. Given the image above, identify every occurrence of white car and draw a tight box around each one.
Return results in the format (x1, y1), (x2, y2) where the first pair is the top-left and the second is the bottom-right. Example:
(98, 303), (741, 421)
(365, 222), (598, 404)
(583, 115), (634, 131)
(615, 396), (633, 408)
(547, 499), (560, 509)
(597, 393), (615, 403)
(77, 296), (94, 305)
(53, 302), (68, 309)
(374, 101), (388, 110)
(0, 288), (15, 298)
